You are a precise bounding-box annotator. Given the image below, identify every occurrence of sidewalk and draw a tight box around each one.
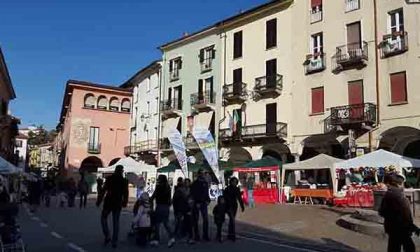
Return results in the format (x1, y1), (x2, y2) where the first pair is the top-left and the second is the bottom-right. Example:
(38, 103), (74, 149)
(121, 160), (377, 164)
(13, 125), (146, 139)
(233, 204), (391, 252)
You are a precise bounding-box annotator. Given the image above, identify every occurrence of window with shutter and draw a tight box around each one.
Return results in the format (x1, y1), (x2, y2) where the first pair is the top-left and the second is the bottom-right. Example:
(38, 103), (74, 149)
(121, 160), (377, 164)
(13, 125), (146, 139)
(311, 0), (322, 8)
(233, 31), (243, 59)
(390, 72), (407, 104)
(311, 87), (324, 114)
(266, 19), (277, 49)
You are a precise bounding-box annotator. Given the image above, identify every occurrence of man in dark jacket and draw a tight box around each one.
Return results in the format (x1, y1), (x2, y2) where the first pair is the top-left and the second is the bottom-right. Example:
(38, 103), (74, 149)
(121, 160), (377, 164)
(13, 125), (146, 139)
(96, 165), (128, 248)
(379, 173), (419, 252)
(191, 169), (211, 241)
(224, 177), (244, 241)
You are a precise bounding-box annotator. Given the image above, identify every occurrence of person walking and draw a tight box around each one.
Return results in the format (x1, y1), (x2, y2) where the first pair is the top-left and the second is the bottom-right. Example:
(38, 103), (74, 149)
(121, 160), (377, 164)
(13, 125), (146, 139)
(191, 169), (211, 242)
(28, 176), (43, 213)
(132, 192), (152, 246)
(67, 178), (77, 207)
(96, 165), (129, 248)
(172, 178), (186, 239)
(96, 176), (104, 195)
(379, 173), (420, 252)
(246, 174), (255, 208)
(78, 173), (89, 209)
(149, 174), (175, 248)
(224, 177), (244, 241)
(213, 195), (226, 243)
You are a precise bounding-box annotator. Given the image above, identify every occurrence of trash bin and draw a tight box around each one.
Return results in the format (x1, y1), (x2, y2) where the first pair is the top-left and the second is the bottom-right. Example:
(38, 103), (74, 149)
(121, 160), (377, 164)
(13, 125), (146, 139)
(373, 190), (386, 211)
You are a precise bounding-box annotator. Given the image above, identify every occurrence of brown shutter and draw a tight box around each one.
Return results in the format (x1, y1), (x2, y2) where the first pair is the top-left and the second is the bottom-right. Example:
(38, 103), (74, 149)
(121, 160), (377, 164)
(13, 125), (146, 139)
(348, 81), (364, 105)
(266, 19), (277, 49)
(199, 49), (204, 63)
(311, 87), (324, 114)
(311, 0), (322, 8)
(234, 31), (243, 59)
(390, 72), (407, 104)
(347, 22), (361, 46)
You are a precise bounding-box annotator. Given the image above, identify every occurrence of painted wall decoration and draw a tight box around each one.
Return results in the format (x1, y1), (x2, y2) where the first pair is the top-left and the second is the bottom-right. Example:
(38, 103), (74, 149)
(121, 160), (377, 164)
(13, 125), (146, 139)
(71, 118), (91, 147)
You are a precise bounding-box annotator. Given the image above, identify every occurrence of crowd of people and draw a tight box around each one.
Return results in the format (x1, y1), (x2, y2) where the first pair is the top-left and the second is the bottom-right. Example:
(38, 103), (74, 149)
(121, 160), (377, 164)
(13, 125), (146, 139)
(97, 166), (245, 249)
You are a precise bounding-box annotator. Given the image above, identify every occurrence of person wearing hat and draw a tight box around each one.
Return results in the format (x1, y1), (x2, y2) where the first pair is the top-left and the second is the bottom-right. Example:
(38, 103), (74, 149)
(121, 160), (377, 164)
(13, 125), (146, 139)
(96, 165), (129, 248)
(379, 173), (419, 252)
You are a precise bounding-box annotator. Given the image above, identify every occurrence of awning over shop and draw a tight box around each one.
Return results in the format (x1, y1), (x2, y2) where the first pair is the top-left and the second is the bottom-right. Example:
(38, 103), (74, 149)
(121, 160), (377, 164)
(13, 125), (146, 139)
(98, 157), (156, 174)
(0, 156), (18, 174)
(157, 161), (211, 173)
(233, 157), (282, 172)
(334, 149), (420, 170)
(281, 154), (343, 192)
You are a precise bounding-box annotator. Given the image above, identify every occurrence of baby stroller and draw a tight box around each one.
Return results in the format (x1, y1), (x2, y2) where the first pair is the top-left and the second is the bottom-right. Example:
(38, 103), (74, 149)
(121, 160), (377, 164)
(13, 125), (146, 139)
(0, 203), (25, 252)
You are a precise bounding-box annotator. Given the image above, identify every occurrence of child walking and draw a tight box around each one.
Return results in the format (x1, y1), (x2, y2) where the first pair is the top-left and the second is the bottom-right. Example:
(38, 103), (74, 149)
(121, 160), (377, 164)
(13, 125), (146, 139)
(132, 192), (152, 246)
(213, 196), (226, 242)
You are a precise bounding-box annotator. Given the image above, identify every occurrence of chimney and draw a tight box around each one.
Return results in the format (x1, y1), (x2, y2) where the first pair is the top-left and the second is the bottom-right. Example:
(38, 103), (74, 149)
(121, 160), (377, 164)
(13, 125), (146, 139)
(183, 32), (189, 37)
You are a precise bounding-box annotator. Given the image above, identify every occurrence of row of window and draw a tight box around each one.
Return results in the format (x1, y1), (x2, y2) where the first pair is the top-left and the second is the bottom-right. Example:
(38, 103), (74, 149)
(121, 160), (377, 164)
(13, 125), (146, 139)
(311, 72), (408, 114)
(83, 93), (131, 112)
(311, 0), (361, 24)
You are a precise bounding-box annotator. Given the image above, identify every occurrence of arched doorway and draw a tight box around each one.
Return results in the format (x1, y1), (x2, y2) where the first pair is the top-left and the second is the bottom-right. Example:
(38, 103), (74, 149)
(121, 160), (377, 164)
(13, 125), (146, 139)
(262, 143), (294, 163)
(109, 158), (121, 166)
(226, 147), (252, 165)
(80, 156), (103, 173)
(378, 126), (420, 158)
(301, 134), (345, 161)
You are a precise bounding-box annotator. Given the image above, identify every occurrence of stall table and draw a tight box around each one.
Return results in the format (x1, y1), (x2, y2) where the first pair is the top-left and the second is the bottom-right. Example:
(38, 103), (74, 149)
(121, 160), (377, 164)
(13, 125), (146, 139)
(243, 188), (279, 204)
(291, 189), (333, 205)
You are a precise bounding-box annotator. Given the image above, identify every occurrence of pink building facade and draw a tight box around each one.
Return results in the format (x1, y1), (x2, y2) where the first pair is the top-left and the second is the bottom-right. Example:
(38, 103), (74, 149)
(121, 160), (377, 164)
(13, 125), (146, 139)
(57, 80), (131, 174)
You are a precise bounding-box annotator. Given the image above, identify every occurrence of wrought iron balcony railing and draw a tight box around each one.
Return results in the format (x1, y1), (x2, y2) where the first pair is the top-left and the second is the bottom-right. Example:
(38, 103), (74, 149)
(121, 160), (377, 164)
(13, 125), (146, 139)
(124, 140), (158, 156)
(223, 83), (247, 105)
(345, 0), (360, 12)
(190, 91), (216, 108)
(379, 31), (408, 58)
(329, 103), (377, 127)
(304, 53), (326, 74)
(87, 143), (101, 154)
(254, 74), (283, 97)
(219, 122), (287, 142)
(332, 41), (368, 72)
(160, 99), (183, 112)
(310, 7), (322, 23)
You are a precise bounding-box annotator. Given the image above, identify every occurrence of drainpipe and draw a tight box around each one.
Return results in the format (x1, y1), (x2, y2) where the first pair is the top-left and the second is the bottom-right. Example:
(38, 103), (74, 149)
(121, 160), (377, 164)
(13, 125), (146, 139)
(157, 57), (165, 167)
(371, 0), (380, 152)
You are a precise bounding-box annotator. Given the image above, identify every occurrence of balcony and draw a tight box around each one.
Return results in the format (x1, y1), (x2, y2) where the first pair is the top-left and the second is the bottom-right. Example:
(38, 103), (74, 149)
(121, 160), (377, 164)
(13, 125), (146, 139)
(345, 0), (359, 12)
(310, 7), (322, 24)
(254, 74), (283, 98)
(158, 136), (199, 152)
(169, 70), (180, 82)
(328, 103), (377, 131)
(159, 138), (172, 151)
(87, 143), (101, 154)
(332, 41), (368, 73)
(219, 122), (287, 146)
(160, 99), (182, 119)
(190, 91), (216, 111)
(304, 53), (326, 74)
(379, 31), (408, 58)
(124, 140), (157, 156)
(200, 59), (213, 73)
(223, 83), (248, 105)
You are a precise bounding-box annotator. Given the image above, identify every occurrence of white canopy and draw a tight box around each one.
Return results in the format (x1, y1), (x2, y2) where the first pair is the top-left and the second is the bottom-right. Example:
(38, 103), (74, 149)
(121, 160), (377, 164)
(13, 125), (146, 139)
(98, 157), (156, 174)
(0, 156), (18, 174)
(334, 149), (420, 170)
(281, 154), (344, 193)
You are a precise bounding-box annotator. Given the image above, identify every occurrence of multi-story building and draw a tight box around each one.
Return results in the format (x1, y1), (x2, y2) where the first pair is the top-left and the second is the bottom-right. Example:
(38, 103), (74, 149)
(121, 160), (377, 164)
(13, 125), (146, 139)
(0, 47), (19, 164)
(15, 132), (29, 171)
(289, 0), (420, 160)
(218, 0), (294, 165)
(159, 26), (222, 165)
(121, 61), (162, 165)
(56, 80), (131, 174)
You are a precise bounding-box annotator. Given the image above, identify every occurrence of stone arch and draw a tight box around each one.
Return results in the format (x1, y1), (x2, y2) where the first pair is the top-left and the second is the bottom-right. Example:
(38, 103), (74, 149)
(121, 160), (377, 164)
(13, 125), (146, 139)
(109, 157), (121, 166)
(378, 126), (420, 158)
(97, 96), (108, 110)
(262, 143), (294, 163)
(301, 134), (345, 161)
(121, 98), (131, 112)
(226, 147), (252, 165)
(109, 97), (120, 111)
(84, 93), (96, 108)
(80, 156), (103, 173)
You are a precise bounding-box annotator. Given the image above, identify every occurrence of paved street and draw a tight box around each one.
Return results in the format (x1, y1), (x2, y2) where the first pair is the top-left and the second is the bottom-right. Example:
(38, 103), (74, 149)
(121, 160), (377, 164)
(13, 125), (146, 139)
(18, 200), (322, 252)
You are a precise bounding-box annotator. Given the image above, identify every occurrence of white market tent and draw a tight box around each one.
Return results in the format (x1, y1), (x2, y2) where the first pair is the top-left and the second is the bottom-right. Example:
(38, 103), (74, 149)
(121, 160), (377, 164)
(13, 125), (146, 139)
(0, 156), (18, 174)
(98, 157), (156, 174)
(334, 149), (420, 171)
(281, 154), (344, 193)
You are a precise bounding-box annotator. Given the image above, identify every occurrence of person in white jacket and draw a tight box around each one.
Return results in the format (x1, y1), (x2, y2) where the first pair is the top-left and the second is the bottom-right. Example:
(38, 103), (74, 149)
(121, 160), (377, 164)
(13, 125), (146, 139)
(132, 192), (152, 246)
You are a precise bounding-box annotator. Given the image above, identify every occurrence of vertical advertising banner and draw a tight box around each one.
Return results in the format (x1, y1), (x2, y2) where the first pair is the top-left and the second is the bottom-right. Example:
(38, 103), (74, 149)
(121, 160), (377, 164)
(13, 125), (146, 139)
(167, 129), (188, 176)
(192, 127), (221, 182)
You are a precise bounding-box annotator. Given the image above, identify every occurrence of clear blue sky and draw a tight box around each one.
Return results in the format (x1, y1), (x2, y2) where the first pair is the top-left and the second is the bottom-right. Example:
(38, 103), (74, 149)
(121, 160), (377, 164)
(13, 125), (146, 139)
(1, 0), (266, 129)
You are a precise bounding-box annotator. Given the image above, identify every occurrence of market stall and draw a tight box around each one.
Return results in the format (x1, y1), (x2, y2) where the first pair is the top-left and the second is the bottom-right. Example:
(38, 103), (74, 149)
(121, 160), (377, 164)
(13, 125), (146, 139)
(333, 149), (420, 208)
(0, 156), (19, 175)
(233, 157), (281, 204)
(281, 154), (343, 204)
